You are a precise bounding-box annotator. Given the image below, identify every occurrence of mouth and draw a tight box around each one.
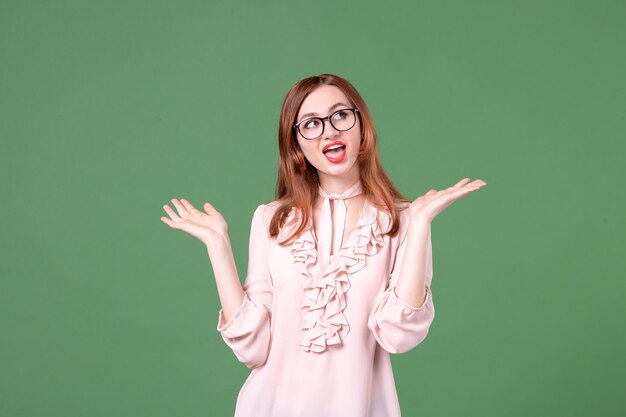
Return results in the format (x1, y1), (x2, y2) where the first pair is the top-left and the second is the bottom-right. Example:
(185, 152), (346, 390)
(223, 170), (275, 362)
(322, 141), (347, 163)
(322, 140), (346, 154)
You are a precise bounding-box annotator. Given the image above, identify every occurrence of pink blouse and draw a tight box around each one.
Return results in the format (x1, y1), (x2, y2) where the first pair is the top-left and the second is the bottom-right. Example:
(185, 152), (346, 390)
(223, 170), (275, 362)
(216, 198), (435, 417)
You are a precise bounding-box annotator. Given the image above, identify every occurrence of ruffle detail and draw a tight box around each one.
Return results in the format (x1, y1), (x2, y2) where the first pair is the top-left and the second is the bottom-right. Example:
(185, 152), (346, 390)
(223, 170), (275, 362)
(279, 201), (392, 353)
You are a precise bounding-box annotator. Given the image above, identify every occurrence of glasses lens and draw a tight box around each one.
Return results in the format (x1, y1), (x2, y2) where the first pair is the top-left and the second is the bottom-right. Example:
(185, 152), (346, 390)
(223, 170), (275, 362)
(299, 118), (323, 140)
(331, 109), (356, 131)
(297, 109), (357, 140)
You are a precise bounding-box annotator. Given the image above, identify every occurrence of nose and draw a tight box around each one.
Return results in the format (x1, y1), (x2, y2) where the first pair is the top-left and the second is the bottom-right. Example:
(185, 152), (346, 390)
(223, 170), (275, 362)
(321, 117), (339, 139)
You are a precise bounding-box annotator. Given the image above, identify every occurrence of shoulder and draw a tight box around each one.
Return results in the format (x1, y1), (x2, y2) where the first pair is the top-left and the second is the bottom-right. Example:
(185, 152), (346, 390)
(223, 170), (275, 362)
(252, 199), (282, 230)
(263, 199), (281, 211)
(259, 200), (282, 219)
(397, 200), (412, 223)
(363, 198), (411, 243)
(376, 199), (411, 225)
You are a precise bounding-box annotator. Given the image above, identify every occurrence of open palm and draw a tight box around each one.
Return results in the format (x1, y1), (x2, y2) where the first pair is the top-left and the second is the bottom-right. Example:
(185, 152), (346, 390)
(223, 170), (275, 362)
(409, 177), (487, 223)
(160, 198), (229, 246)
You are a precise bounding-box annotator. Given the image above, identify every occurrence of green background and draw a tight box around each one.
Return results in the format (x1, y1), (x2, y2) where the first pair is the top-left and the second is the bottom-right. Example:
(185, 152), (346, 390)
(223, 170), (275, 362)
(1, 0), (624, 415)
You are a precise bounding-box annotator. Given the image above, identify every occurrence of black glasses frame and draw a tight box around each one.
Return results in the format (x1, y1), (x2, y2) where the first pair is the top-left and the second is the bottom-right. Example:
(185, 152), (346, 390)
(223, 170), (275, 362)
(292, 108), (360, 140)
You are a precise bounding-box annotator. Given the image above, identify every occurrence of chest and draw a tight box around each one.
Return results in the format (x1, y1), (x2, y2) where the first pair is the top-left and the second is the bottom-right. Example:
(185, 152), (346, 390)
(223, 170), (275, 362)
(267, 217), (394, 309)
(310, 197), (364, 254)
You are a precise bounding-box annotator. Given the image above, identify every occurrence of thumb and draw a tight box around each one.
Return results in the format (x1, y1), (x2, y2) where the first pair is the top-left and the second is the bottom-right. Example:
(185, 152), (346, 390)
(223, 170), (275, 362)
(204, 201), (217, 215)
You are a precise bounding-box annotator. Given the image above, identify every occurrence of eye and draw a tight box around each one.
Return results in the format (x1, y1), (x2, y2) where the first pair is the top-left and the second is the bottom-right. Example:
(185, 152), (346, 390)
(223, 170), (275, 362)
(303, 119), (321, 130)
(332, 110), (349, 120)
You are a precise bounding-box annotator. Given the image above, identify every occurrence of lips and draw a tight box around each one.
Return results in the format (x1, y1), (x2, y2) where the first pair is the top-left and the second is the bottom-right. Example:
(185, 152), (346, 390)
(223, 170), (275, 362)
(322, 140), (346, 153)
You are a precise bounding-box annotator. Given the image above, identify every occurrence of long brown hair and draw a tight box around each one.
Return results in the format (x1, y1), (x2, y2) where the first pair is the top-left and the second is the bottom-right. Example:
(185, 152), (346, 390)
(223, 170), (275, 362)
(269, 73), (411, 246)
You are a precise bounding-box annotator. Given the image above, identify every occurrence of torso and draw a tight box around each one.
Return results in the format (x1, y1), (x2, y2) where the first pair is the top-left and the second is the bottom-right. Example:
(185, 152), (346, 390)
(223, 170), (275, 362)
(311, 194), (365, 254)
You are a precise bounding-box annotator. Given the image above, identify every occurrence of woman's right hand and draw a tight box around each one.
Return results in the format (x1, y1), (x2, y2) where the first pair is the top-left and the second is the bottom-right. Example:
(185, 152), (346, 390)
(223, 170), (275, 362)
(161, 198), (229, 247)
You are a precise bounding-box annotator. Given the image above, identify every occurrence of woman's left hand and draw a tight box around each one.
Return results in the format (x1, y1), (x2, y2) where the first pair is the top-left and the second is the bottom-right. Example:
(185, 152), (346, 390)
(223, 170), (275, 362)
(409, 177), (487, 224)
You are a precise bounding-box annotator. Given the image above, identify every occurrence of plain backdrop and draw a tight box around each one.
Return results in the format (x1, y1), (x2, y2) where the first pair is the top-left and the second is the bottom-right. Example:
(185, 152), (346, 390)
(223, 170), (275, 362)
(1, 0), (624, 416)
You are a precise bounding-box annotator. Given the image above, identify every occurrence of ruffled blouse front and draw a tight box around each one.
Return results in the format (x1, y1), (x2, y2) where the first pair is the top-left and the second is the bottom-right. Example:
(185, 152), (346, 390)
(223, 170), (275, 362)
(216, 199), (435, 417)
(286, 197), (390, 353)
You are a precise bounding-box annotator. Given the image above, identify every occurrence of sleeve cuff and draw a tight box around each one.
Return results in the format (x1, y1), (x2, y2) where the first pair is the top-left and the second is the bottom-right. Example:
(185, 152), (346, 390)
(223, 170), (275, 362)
(391, 285), (430, 311)
(217, 293), (250, 333)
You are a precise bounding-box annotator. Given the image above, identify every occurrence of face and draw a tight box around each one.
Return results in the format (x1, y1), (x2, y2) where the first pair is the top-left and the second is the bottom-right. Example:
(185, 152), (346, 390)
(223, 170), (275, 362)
(295, 85), (362, 181)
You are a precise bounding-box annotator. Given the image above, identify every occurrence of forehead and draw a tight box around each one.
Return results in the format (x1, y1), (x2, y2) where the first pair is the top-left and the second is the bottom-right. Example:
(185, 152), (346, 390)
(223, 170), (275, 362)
(297, 85), (350, 117)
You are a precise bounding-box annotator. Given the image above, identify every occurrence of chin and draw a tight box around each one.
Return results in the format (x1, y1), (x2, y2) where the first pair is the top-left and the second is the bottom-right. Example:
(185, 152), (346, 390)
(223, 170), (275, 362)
(320, 162), (356, 177)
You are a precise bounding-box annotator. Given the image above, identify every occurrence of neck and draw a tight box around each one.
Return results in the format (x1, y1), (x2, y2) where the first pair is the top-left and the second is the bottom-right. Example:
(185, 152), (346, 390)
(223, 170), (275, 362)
(315, 172), (363, 209)
(318, 170), (361, 195)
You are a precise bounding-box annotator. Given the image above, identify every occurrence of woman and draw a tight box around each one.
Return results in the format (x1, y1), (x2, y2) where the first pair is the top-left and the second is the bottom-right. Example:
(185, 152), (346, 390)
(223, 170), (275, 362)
(161, 73), (486, 417)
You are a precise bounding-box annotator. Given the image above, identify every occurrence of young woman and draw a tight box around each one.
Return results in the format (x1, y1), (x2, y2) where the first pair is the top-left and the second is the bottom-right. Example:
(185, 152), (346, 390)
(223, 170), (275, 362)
(161, 73), (486, 417)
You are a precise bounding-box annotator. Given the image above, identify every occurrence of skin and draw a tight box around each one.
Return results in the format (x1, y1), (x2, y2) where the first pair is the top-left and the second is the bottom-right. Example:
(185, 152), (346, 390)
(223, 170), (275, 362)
(295, 85), (362, 195)
(295, 85), (366, 249)
(396, 178), (486, 307)
(160, 84), (488, 321)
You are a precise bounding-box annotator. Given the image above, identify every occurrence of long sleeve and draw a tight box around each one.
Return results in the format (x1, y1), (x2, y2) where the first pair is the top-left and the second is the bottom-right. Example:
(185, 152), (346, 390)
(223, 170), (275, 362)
(216, 204), (273, 369)
(367, 227), (435, 354)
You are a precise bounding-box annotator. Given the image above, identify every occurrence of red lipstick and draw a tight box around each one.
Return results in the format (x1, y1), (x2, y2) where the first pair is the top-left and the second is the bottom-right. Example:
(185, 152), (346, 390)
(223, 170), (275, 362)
(322, 141), (347, 163)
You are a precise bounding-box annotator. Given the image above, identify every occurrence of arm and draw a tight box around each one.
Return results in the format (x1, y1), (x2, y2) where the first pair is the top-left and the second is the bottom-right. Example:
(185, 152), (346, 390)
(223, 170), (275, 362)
(212, 204), (273, 369)
(367, 218), (435, 354)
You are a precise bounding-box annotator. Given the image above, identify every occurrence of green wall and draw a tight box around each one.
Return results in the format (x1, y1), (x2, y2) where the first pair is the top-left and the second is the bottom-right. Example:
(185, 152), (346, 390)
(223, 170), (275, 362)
(1, 0), (624, 415)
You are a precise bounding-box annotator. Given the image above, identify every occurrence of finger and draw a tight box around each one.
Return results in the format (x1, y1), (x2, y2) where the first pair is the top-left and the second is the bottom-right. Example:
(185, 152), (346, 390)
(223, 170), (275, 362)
(449, 178), (484, 192)
(464, 180), (486, 191)
(445, 178), (471, 192)
(180, 198), (199, 214)
(204, 201), (217, 215)
(171, 198), (190, 216)
(432, 184), (482, 209)
(452, 186), (480, 198)
(162, 204), (183, 221)
(467, 179), (487, 188)
(438, 186), (472, 200)
(160, 216), (181, 229)
(424, 189), (450, 202)
(452, 178), (471, 188)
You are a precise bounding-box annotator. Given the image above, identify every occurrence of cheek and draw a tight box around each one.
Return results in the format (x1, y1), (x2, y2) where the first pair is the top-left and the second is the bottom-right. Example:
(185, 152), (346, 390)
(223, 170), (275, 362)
(350, 130), (363, 152)
(298, 141), (319, 161)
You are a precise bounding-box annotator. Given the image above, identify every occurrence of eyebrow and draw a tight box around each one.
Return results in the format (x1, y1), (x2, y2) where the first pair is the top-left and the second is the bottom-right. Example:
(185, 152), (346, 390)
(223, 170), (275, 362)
(297, 102), (351, 123)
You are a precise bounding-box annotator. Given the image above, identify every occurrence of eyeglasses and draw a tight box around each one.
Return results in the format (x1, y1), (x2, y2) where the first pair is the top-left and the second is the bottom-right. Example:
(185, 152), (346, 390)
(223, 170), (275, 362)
(293, 108), (360, 140)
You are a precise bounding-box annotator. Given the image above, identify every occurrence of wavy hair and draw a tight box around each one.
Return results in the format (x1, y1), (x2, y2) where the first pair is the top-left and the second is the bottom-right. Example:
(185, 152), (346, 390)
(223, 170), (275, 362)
(269, 73), (411, 246)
